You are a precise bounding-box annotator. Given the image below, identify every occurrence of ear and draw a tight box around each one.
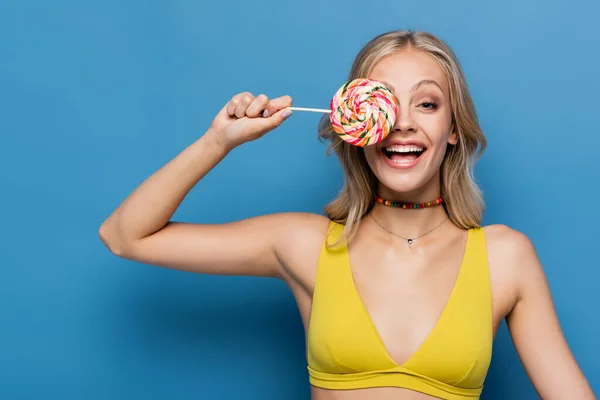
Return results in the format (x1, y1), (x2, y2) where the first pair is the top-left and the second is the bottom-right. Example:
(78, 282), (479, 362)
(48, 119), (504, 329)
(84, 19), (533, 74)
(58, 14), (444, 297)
(447, 122), (458, 145)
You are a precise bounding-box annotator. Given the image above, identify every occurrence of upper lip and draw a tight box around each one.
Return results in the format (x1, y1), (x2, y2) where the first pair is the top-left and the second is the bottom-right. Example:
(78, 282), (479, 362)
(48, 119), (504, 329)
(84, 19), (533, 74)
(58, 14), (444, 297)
(379, 139), (428, 150)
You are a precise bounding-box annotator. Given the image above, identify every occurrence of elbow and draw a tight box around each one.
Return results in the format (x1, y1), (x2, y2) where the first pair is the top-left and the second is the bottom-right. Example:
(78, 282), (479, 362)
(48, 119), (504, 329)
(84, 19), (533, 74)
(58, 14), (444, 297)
(98, 222), (128, 257)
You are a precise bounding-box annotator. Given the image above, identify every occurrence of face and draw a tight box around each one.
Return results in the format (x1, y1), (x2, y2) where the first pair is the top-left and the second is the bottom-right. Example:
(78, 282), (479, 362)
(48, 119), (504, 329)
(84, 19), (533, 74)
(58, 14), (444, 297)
(364, 49), (457, 199)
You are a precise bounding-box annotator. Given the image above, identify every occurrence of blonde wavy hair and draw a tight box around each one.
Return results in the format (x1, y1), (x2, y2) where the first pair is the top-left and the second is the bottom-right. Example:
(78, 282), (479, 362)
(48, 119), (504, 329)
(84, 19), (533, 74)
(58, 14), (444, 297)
(319, 30), (487, 244)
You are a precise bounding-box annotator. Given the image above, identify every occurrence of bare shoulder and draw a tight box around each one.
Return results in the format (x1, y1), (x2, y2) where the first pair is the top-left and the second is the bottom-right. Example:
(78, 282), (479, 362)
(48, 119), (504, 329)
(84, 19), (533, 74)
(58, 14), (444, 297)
(272, 211), (332, 239)
(271, 212), (332, 291)
(483, 223), (538, 259)
(483, 224), (541, 270)
(270, 212), (331, 250)
(483, 224), (546, 310)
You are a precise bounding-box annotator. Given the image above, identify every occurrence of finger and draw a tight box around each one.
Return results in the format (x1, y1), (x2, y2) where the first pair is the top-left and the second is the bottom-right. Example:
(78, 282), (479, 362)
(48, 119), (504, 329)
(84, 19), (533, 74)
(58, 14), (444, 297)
(263, 95), (293, 118)
(226, 92), (250, 117)
(234, 93), (254, 118)
(255, 107), (293, 133)
(246, 94), (269, 118)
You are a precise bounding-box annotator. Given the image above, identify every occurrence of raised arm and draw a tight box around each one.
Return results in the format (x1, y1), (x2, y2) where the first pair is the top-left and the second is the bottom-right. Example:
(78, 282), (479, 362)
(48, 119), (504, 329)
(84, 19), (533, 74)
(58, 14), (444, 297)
(98, 92), (301, 278)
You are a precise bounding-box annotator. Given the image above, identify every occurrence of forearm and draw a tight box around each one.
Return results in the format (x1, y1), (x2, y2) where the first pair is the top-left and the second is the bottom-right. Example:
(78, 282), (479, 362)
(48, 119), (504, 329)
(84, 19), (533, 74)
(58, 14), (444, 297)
(99, 129), (229, 251)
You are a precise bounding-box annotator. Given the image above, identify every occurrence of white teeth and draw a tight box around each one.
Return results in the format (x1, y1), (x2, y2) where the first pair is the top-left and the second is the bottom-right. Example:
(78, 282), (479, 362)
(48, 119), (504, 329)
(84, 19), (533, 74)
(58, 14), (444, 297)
(383, 145), (425, 153)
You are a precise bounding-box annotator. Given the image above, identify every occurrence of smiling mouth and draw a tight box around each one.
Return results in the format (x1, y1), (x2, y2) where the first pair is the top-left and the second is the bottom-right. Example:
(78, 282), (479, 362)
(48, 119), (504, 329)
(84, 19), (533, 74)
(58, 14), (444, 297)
(382, 145), (427, 163)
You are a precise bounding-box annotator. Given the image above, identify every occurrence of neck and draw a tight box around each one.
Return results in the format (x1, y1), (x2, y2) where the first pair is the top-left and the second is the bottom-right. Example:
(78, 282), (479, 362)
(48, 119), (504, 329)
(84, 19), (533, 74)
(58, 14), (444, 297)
(370, 202), (449, 237)
(369, 185), (449, 238)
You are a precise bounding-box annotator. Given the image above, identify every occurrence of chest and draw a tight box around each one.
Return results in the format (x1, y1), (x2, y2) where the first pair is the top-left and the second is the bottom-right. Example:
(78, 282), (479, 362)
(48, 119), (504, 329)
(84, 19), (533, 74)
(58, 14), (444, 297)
(346, 232), (469, 364)
(307, 227), (499, 389)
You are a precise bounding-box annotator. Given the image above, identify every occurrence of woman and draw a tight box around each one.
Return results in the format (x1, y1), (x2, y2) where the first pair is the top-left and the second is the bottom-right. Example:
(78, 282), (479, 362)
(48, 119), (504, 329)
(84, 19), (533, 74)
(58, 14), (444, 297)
(99, 31), (595, 399)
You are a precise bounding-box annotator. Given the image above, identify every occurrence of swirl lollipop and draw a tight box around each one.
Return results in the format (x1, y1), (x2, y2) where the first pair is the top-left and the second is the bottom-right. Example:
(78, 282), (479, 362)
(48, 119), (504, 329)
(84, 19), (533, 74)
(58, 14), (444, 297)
(289, 78), (397, 147)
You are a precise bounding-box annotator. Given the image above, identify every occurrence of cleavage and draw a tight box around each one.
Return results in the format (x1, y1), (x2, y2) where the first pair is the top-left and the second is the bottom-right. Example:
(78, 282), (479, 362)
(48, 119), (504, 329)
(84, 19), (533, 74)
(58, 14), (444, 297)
(347, 232), (467, 366)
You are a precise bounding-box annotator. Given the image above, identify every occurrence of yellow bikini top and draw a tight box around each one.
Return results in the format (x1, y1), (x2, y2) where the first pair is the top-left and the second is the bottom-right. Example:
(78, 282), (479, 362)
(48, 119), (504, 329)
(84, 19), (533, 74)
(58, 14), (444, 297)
(307, 221), (493, 400)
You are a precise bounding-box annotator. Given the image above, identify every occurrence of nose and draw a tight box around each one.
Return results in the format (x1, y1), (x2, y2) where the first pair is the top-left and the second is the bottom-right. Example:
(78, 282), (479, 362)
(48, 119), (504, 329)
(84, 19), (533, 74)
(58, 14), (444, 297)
(392, 107), (416, 133)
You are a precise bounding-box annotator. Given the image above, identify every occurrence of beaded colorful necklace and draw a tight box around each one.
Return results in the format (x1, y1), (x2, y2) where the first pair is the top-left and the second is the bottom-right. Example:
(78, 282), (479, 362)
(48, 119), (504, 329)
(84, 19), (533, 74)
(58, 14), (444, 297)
(373, 195), (444, 209)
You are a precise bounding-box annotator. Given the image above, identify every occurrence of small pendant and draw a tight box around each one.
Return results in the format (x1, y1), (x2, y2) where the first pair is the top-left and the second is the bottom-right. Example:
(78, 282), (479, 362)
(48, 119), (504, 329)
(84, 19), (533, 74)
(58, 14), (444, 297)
(407, 238), (413, 248)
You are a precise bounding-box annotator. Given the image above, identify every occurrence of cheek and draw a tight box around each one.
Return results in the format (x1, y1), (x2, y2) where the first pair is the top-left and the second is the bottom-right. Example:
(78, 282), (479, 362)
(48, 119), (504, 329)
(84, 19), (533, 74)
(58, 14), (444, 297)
(363, 147), (392, 184)
(416, 106), (452, 135)
(363, 147), (380, 171)
(421, 118), (450, 140)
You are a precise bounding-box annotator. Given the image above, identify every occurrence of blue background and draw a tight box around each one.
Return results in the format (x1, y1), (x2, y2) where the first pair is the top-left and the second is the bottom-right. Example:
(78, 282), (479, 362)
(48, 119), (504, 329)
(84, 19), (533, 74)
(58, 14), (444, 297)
(1, 0), (598, 398)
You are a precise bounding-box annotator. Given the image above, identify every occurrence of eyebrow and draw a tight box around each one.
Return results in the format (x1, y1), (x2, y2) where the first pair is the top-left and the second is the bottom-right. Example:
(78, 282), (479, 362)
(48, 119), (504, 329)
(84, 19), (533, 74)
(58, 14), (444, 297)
(410, 79), (444, 93)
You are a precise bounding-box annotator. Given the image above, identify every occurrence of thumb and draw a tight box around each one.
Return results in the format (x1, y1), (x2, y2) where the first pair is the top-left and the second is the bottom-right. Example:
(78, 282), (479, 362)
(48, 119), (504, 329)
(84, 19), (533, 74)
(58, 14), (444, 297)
(260, 107), (293, 130)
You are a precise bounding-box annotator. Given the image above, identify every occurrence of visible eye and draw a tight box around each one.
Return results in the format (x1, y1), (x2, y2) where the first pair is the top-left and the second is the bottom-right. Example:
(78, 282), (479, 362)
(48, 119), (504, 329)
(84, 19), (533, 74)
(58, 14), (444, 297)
(419, 101), (439, 110)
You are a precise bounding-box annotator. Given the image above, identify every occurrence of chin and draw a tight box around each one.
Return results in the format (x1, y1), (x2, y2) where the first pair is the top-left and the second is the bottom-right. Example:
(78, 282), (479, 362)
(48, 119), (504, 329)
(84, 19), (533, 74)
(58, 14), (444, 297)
(376, 171), (429, 195)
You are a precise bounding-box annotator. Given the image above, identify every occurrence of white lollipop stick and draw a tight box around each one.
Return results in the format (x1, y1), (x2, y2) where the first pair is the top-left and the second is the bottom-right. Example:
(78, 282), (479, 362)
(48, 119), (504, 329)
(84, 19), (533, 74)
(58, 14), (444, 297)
(288, 107), (331, 114)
